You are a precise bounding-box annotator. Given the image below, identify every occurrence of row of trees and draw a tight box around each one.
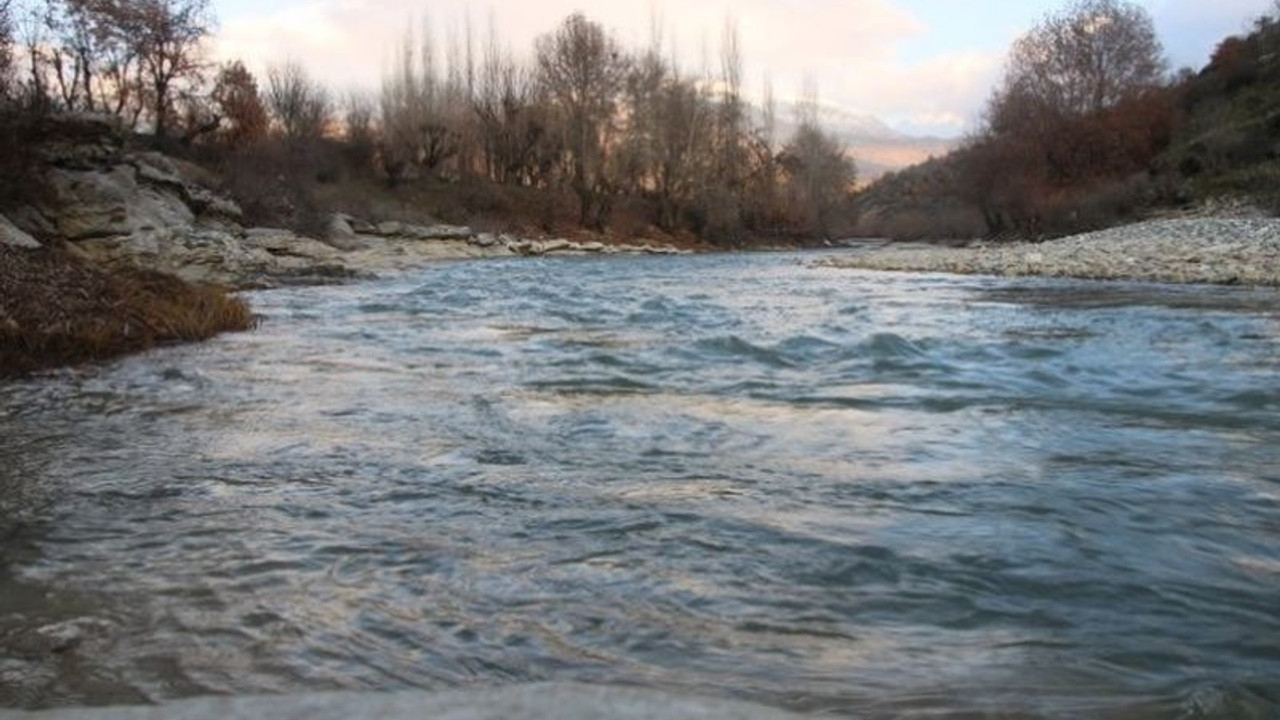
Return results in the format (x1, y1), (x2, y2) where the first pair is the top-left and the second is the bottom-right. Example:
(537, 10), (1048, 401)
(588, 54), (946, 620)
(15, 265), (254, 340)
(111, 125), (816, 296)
(364, 12), (856, 238)
(0, 1), (856, 241)
(3, 0), (212, 138)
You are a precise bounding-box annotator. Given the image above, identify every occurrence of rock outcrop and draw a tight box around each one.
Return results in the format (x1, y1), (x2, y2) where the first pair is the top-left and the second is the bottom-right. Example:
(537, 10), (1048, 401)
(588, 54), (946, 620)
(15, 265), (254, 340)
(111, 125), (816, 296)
(7, 114), (694, 290)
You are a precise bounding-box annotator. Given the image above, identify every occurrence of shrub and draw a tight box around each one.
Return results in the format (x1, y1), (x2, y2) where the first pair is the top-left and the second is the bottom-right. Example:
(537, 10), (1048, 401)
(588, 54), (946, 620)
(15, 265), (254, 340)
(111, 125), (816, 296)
(0, 246), (253, 377)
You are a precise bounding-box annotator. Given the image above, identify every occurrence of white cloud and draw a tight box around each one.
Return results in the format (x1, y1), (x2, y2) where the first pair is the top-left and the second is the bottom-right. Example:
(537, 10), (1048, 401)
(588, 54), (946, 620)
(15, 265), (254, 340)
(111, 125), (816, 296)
(209, 0), (1280, 137)
(212, 0), (934, 104)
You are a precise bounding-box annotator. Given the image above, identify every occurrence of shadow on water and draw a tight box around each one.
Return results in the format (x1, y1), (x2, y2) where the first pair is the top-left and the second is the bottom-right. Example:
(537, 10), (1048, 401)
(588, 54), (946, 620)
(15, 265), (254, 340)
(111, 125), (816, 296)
(2, 253), (1279, 718)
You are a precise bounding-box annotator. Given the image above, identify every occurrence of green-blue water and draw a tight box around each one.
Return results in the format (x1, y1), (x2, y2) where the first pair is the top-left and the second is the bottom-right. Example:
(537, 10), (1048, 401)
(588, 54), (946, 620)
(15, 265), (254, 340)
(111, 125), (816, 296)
(2, 253), (1279, 718)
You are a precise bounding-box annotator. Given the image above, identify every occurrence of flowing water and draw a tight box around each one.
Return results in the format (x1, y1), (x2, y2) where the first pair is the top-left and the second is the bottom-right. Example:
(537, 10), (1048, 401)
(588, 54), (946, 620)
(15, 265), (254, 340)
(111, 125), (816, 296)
(2, 253), (1279, 719)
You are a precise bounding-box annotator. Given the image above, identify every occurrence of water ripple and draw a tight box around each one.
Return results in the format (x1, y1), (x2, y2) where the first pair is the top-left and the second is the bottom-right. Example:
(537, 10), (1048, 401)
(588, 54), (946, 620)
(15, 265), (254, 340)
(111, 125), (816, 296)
(1, 253), (1279, 717)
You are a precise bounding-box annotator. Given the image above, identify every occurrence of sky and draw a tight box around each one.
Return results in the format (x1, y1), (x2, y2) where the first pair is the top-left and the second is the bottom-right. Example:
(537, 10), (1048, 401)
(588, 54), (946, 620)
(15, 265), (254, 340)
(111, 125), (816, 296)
(209, 0), (1277, 138)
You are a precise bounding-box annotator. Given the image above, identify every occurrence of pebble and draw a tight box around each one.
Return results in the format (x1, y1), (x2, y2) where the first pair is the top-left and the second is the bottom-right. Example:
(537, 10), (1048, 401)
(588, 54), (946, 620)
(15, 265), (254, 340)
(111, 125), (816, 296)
(824, 219), (1280, 287)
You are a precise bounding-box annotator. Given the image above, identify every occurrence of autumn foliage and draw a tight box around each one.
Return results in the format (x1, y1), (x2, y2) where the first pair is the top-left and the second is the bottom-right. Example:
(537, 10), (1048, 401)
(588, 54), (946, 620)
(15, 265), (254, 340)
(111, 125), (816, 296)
(957, 0), (1174, 236)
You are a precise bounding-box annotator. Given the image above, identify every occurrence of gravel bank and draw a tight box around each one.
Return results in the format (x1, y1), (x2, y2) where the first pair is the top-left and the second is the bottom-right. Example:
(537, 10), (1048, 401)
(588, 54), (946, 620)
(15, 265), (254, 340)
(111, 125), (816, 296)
(824, 218), (1280, 287)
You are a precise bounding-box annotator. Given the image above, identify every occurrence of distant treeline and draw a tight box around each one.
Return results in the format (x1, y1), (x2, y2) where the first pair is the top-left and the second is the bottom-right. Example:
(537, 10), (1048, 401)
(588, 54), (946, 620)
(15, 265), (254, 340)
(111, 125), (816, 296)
(0, 1), (857, 243)
(859, 0), (1280, 241)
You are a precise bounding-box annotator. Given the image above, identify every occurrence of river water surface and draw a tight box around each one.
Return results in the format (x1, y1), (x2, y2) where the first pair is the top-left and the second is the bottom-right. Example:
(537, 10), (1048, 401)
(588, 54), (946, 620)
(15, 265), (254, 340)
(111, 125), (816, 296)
(2, 253), (1279, 718)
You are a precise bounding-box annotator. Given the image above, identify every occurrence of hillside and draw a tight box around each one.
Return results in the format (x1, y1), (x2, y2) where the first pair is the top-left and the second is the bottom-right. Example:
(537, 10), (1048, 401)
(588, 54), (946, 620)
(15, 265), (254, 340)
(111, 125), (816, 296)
(852, 8), (1280, 242)
(1158, 15), (1280, 210)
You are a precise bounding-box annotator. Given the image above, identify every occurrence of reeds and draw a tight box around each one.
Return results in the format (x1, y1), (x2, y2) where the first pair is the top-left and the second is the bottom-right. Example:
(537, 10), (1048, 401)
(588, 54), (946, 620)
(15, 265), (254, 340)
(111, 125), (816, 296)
(0, 246), (254, 377)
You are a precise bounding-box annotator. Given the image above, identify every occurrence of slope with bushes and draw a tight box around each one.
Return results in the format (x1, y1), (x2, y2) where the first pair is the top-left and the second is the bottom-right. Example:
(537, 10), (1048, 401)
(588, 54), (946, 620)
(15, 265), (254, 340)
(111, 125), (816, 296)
(854, 1), (1280, 243)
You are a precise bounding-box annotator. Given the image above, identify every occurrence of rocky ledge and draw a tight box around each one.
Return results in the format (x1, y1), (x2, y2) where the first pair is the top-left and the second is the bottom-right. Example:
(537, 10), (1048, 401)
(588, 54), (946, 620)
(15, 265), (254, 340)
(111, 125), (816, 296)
(822, 218), (1280, 287)
(0, 684), (807, 720)
(1, 114), (693, 293)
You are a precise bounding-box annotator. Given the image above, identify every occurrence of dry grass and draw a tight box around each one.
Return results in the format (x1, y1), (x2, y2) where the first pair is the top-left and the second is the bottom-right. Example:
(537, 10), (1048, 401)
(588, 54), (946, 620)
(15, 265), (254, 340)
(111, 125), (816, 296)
(1, 245), (254, 378)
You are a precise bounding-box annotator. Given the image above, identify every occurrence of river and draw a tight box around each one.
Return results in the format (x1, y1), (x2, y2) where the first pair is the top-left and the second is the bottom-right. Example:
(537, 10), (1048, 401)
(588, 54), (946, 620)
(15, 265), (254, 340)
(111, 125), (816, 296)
(2, 253), (1278, 718)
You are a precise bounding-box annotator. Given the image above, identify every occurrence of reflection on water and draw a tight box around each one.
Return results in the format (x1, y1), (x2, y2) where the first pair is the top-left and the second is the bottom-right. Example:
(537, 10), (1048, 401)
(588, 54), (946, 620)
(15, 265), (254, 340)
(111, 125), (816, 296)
(1, 253), (1279, 718)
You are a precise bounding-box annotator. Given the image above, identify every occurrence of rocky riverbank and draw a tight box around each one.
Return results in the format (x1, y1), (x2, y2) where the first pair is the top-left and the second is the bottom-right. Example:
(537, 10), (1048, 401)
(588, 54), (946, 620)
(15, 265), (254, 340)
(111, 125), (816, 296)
(2, 114), (693, 292)
(0, 114), (696, 375)
(823, 218), (1280, 287)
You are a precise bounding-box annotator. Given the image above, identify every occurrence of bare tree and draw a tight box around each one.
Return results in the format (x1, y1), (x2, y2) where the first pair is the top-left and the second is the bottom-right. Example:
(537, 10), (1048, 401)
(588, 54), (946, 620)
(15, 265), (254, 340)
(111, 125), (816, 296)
(999, 0), (1165, 120)
(265, 61), (330, 143)
(16, 0), (209, 133)
(780, 107), (856, 238)
(474, 19), (549, 185)
(342, 89), (376, 167)
(535, 12), (628, 229)
(379, 19), (462, 182)
(129, 0), (213, 138)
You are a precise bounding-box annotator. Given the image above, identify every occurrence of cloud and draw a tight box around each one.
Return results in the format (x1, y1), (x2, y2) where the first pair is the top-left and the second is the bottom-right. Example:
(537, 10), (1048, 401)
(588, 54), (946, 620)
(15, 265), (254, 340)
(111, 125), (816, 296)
(845, 49), (1006, 134)
(213, 0), (928, 92)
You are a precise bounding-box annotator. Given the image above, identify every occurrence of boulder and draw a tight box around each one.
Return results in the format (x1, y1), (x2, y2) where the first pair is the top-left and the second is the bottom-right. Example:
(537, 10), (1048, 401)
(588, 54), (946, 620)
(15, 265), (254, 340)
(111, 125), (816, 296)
(129, 153), (244, 225)
(328, 214), (357, 241)
(0, 215), (40, 248)
(404, 223), (474, 241)
(375, 221), (404, 236)
(130, 152), (184, 187)
(540, 238), (574, 253)
(39, 165), (197, 241)
(471, 233), (498, 247)
(349, 217), (378, 234)
(578, 241), (606, 252)
(242, 228), (342, 264)
(77, 228), (278, 288)
(325, 214), (373, 251)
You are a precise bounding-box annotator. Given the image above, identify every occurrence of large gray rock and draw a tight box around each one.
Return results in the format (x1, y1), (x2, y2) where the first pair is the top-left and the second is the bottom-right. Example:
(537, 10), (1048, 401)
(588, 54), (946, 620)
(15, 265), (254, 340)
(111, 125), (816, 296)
(0, 215), (40, 248)
(327, 214), (356, 241)
(540, 238), (574, 253)
(39, 165), (196, 241)
(0, 684), (809, 720)
(242, 228), (344, 269)
(129, 152), (243, 226)
(375, 220), (404, 237)
(77, 228), (279, 287)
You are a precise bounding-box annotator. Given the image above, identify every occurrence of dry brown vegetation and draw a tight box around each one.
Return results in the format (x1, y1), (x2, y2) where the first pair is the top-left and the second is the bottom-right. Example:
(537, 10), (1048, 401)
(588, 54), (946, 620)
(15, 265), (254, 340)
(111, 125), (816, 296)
(0, 245), (253, 378)
(857, 0), (1280, 242)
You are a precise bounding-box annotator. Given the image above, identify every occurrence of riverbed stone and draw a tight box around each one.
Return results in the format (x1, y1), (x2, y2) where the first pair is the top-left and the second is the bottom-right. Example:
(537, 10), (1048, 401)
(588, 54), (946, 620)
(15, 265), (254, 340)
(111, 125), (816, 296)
(0, 684), (809, 720)
(375, 221), (404, 237)
(541, 238), (574, 253)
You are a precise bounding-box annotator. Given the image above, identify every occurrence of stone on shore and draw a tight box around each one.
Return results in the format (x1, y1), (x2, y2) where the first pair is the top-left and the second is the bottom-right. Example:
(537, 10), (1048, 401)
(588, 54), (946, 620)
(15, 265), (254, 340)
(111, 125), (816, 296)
(405, 223), (474, 241)
(540, 238), (574, 253)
